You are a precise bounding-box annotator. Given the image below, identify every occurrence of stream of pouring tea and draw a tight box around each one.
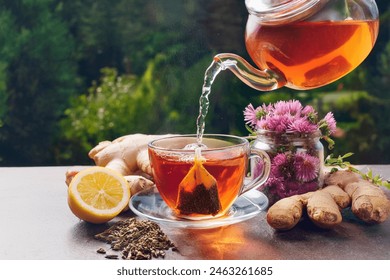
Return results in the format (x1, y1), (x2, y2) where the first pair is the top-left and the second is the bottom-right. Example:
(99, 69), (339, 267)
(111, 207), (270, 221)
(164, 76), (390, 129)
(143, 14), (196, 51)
(196, 59), (226, 145)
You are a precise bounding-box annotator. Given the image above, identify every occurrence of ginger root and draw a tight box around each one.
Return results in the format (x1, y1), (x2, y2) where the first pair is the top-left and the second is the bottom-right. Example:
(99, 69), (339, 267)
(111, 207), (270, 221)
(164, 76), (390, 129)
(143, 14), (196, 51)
(266, 193), (310, 230)
(326, 171), (390, 223)
(267, 185), (349, 230)
(267, 170), (390, 230)
(306, 187), (344, 229)
(66, 134), (171, 195)
(88, 134), (167, 176)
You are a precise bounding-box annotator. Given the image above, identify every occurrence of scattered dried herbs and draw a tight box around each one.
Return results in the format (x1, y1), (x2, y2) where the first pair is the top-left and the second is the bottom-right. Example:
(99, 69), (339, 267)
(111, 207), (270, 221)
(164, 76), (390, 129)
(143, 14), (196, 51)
(94, 217), (177, 260)
(96, 248), (106, 254)
(105, 254), (119, 259)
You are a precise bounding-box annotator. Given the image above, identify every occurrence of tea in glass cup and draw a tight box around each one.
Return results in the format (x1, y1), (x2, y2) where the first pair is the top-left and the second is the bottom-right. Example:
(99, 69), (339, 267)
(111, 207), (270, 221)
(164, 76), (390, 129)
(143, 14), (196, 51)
(148, 134), (270, 220)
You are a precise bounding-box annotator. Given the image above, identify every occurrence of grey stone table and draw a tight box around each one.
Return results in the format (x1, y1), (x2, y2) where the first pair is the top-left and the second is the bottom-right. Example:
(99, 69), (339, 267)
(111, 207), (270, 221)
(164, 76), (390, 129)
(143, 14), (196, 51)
(0, 165), (389, 260)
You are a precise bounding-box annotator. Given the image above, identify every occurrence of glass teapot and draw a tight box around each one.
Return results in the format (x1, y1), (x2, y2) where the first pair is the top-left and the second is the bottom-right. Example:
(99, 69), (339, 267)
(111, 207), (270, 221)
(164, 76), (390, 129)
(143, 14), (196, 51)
(214, 0), (379, 91)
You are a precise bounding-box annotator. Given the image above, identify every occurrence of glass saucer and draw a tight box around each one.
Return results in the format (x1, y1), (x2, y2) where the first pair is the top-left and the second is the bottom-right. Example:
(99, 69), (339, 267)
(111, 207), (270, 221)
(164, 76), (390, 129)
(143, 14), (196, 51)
(129, 187), (269, 229)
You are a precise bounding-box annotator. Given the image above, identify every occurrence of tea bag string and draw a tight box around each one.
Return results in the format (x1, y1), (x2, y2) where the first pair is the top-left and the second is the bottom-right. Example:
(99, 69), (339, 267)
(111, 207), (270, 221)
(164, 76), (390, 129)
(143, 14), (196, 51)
(194, 147), (202, 186)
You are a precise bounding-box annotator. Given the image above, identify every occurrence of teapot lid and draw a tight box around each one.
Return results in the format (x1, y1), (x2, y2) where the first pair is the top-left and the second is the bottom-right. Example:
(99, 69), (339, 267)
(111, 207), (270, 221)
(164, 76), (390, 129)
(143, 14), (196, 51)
(245, 0), (329, 25)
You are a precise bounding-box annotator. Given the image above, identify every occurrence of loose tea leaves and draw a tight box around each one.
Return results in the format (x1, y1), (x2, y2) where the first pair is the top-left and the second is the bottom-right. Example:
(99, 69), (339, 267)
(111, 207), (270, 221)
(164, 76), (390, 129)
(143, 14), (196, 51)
(96, 248), (106, 254)
(94, 218), (177, 260)
(105, 254), (119, 259)
(176, 148), (221, 216)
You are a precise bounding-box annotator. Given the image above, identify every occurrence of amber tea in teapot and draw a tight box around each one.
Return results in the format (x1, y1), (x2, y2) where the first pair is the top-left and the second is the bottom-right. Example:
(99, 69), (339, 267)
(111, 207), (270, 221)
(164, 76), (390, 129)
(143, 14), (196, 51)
(209, 0), (379, 92)
(245, 19), (379, 90)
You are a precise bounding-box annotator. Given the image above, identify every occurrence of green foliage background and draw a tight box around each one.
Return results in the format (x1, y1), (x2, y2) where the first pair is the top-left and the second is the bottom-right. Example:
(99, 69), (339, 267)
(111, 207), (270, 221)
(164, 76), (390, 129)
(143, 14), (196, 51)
(0, 0), (389, 166)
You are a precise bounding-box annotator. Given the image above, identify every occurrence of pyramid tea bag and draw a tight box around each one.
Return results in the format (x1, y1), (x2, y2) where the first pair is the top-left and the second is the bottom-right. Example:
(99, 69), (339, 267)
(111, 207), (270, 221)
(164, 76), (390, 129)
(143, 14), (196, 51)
(175, 147), (222, 216)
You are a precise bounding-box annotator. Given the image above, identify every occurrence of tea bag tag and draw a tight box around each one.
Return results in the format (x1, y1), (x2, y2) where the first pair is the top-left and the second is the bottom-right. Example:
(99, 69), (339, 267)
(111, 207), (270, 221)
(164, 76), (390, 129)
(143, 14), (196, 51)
(175, 147), (222, 216)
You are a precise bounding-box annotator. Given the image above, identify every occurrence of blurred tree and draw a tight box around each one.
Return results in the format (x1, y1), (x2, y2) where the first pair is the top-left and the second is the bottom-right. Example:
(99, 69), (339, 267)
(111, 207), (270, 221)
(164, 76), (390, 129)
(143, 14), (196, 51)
(58, 0), (211, 84)
(0, 9), (16, 132)
(1, 0), (389, 165)
(59, 68), (142, 163)
(0, 0), (77, 165)
(56, 0), (251, 163)
(334, 1), (390, 163)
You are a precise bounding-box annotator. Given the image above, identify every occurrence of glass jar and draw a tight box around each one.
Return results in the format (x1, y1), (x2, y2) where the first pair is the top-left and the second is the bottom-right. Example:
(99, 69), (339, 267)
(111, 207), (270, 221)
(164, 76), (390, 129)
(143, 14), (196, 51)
(251, 129), (324, 205)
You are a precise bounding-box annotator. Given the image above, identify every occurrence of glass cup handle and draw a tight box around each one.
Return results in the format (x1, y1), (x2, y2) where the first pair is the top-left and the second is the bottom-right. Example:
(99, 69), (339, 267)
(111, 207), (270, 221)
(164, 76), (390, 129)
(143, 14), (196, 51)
(240, 148), (271, 195)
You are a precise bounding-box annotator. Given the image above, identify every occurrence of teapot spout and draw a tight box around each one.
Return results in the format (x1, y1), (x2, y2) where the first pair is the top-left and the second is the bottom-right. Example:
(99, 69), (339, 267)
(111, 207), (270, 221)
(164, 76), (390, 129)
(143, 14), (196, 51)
(214, 53), (286, 91)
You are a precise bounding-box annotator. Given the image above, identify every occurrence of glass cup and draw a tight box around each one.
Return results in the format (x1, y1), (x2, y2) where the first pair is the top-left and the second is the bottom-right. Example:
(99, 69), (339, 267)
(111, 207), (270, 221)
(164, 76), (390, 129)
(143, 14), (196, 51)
(148, 134), (271, 220)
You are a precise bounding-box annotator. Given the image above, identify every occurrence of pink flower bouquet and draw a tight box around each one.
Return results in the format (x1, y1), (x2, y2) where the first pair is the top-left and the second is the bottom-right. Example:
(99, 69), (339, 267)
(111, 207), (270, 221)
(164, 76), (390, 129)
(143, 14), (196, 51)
(244, 100), (337, 204)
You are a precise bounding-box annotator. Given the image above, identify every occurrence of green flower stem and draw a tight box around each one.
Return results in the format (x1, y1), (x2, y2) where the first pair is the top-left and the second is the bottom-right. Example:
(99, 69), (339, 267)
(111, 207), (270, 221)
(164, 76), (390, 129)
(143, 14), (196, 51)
(325, 153), (390, 189)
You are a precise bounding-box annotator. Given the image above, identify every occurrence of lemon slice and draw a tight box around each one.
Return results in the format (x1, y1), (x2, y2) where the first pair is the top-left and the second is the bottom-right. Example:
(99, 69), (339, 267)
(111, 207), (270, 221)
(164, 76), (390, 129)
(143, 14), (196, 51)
(68, 166), (131, 224)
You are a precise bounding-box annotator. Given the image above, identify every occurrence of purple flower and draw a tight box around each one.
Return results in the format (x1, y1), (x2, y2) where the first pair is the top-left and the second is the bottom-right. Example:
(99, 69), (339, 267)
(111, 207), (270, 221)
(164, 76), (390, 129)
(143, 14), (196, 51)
(271, 153), (289, 178)
(300, 181), (319, 193)
(301, 105), (318, 123)
(264, 152), (322, 201)
(288, 117), (318, 134)
(244, 100), (337, 139)
(294, 153), (320, 182)
(278, 180), (302, 198)
(273, 101), (290, 115)
(255, 119), (268, 130)
(321, 112), (337, 135)
(274, 184), (288, 199)
(287, 100), (303, 116)
(244, 100), (331, 202)
(244, 103), (274, 129)
(258, 103), (273, 116)
(301, 105), (316, 116)
(264, 176), (284, 197)
(273, 100), (302, 116)
(243, 103), (258, 127)
(265, 114), (290, 133)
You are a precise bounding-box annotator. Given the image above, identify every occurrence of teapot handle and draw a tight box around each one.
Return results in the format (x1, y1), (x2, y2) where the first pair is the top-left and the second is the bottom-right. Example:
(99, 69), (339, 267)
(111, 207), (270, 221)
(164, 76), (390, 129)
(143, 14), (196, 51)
(214, 53), (286, 91)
